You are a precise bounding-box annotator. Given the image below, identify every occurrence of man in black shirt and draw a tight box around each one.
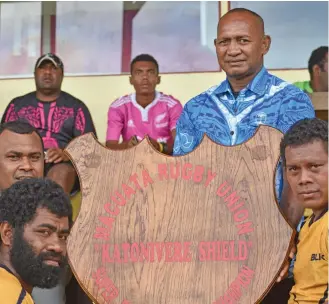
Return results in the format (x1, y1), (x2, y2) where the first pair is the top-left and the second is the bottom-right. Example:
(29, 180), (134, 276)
(1, 53), (97, 194)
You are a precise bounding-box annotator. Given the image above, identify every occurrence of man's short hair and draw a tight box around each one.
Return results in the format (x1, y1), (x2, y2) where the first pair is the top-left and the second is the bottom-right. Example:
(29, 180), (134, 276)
(223, 8), (265, 33)
(280, 118), (328, 166)
(130, 54), (159, 75)
(308, 46), (328, 78)
(0, 178), (73, 239)
(0, 120), (44, 151)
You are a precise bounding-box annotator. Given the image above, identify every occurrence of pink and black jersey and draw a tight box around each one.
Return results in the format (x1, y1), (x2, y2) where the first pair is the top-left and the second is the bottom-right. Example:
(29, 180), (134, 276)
(1, 91), (97, 150)
(106, 91), (183, 143)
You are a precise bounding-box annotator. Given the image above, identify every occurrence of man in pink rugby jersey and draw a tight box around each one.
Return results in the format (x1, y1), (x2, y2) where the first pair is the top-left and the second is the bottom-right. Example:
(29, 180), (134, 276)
(106, 54), (183, 155)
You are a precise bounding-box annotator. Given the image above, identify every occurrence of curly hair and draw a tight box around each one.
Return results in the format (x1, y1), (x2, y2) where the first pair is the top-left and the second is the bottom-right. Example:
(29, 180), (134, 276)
(0, 178), (72, 233)
(280, 118), (328, 166)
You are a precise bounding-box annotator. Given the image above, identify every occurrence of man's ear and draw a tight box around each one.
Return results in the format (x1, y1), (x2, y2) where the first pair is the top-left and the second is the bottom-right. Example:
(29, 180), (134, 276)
(157, 75), (161, 85)
(0, 222), (13, 247)
(312, 64), (321, 77)
(262, 35), (271, 55)
(129, 76), (133, 85)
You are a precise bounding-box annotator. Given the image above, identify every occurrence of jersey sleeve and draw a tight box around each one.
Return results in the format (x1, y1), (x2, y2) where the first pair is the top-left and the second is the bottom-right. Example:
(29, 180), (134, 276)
(277, 89), (315, 133)
(1, 100), (18, 123)
(168, 99), (183, 131)
(173, 99), (203, 156)
(73, 103), (98, 139)
(106, 105), (124, 142)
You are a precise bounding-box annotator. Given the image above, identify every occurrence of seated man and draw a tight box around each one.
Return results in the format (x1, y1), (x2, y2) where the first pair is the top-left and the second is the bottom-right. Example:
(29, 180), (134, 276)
(294, 46), (328, 93)
(106, 54), (183, 155)
(280, 118), (328, 303)
(0, 120), (91, 304)
(1, 53), (97, 194)
(0, 178), (72, 304)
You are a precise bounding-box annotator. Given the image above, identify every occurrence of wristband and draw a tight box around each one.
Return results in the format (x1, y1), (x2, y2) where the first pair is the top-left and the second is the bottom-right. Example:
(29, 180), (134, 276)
(158, 142), (164, 152)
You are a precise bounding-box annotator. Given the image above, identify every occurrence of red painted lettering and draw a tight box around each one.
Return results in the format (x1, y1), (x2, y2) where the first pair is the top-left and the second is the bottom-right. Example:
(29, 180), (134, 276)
(165, 243), (174, 262)
(217, 181), (232, 197)
(205, 170), (217, 187)
(222, 241), (229, 261)
(238, 241), (248, 260)
(182, 163), (193, 180)
(130, 173), (142, 190)
(111, 191), (126, 206)
(130, 243), (139, 262)
(122, 243), (130, 263)
(139, 243), (150, 262)
(224, 191), (240, 207)
(104, 203), (120, 216)
(234, 209), (249, 222)
(158, 164), (168, 181)
(99, 216), (115, 231)
(94, 227), (110, 240)
(182, 242), (192, 262)
(148, 243), (155, 262)
(93, 216), (115, 240)
(122, 183), (135, 200)
(198, 242), (207, 261)
(112, 244), (122, 263)
(155, 243), (165, 262)
(102, 244), (114, 263)
(142, 169), (154, 187)
(193, 165), (205, 183)
(228, 201), (244, 213)
(236, 221), (254, 235)
(170, 163), (180, 179)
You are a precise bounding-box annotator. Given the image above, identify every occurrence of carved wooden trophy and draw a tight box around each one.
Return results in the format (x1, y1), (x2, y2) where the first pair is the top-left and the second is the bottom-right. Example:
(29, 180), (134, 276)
(65, 125), (295, 304)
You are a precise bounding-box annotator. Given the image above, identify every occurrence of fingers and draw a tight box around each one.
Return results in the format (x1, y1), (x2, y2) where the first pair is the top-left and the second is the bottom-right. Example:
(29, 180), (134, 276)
(46, 149), (64, 163)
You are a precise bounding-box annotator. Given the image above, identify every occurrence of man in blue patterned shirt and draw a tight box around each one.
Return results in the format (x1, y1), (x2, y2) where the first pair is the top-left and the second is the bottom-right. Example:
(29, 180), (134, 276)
(173, 8), (315, 302)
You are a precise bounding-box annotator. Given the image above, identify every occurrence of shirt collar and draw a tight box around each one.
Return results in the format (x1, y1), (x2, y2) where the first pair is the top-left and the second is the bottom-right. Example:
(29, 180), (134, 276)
(214, 66), (269, 96)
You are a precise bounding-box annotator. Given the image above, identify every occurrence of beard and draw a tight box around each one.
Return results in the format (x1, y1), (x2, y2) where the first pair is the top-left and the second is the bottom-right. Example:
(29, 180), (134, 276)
(10, 229), (68, 289)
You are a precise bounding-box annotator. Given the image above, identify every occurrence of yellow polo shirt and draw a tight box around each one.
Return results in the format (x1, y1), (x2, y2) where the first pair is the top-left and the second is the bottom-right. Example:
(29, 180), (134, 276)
(0, 264), (34, 304)
(289, 211), (328, 303)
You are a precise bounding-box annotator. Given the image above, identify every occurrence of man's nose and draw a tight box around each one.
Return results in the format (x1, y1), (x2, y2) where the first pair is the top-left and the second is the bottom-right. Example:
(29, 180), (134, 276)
(19, 157), (33, 171)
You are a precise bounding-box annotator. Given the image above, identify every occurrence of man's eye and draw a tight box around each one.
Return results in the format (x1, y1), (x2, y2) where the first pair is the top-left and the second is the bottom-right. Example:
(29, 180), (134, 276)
(288, 166), (297, 171)
(31, 155), (41, 161)
(59, 235), (68, 241)
(8, 155), (19, 161)
(239, 39), (249, 43)
(39, 230), (51, 237)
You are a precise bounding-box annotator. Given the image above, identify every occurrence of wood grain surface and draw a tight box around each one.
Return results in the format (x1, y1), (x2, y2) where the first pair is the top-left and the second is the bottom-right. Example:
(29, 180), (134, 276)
(65, 125), (295, 304)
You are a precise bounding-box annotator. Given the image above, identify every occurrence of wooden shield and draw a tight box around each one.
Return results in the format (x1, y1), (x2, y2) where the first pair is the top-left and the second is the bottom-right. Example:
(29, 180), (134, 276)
(65, 125), (295, 304)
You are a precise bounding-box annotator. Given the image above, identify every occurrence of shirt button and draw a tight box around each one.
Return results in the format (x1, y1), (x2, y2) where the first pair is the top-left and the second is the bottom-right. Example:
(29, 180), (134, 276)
(230, 131), (234, 135)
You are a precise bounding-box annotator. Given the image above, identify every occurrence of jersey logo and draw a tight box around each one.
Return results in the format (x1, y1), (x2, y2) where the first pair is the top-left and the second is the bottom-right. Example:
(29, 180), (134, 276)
(311, 253), (326, 261)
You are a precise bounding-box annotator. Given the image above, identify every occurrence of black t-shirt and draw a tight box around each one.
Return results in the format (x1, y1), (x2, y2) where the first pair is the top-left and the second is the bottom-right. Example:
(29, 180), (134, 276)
(1, 91), (97, 150)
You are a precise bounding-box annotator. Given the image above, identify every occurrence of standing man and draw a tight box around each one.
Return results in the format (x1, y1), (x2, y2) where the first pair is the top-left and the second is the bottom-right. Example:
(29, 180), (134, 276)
(294, 46), (328, 93)
(173, 8), (315, 302)
(1, 53), (97, 194)
(0, 178), (72, 304)
(106, 54), (183, 155)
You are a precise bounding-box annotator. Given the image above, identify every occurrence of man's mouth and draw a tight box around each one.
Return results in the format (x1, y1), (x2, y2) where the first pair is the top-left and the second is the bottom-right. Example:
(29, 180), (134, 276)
(227, 60), (245, 65)
(43, 257), (61, 267)
(15, 176), (33, 181)
(298, 190), (319, 198)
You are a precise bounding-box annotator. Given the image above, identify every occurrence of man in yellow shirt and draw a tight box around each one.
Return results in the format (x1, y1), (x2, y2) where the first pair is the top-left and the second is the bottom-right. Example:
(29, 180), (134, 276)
(0, 178), (72, 304)
(279, 118), (328, 303)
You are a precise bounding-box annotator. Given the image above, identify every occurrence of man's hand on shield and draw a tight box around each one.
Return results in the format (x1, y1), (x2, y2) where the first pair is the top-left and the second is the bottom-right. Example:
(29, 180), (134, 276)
(276, 244), (296, 283)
